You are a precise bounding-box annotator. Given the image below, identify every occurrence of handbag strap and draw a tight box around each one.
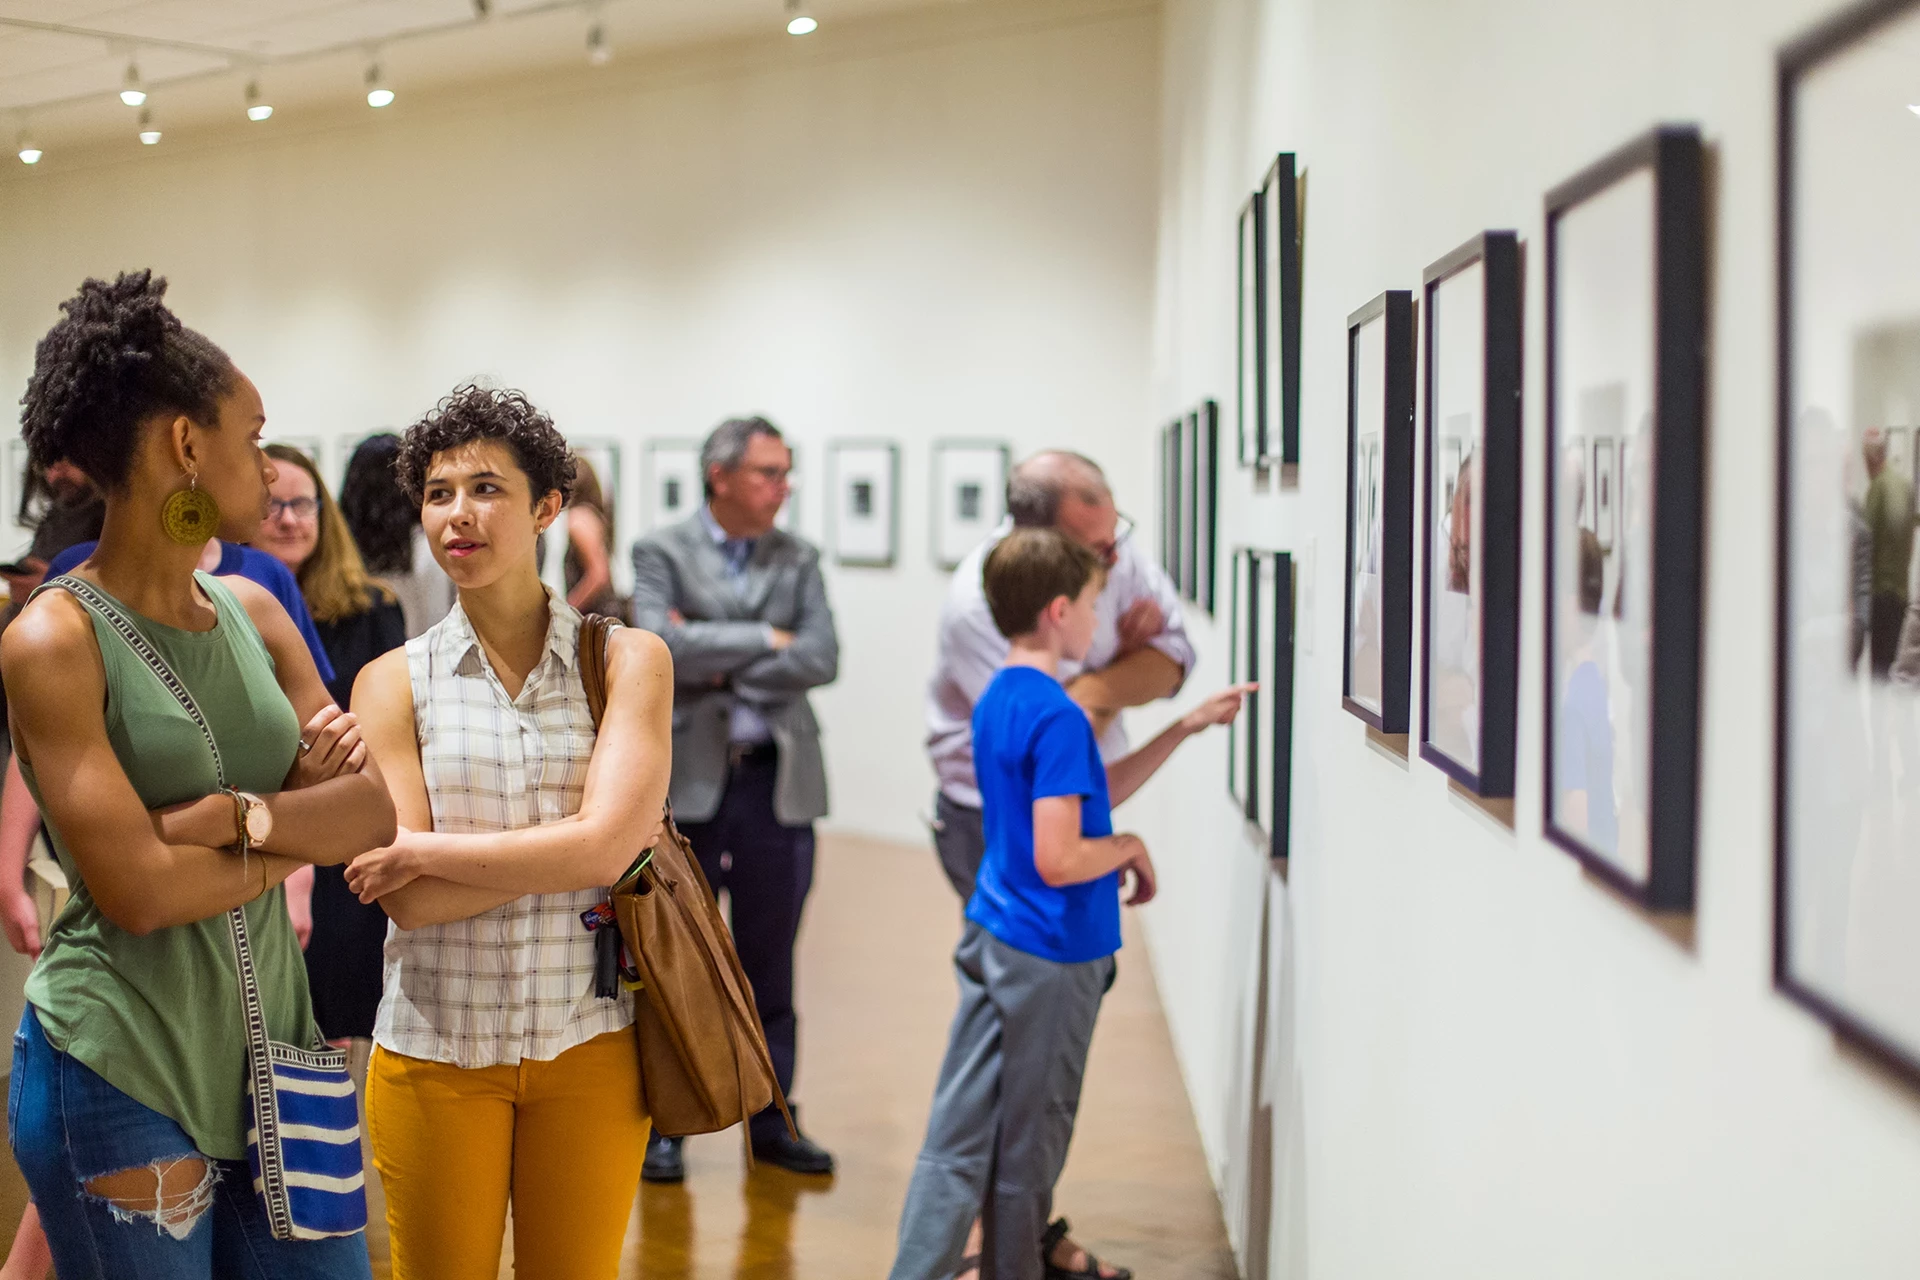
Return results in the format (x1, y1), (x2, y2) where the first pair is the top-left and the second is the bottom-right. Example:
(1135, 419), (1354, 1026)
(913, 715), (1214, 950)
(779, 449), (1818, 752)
(37, 575), (288, 1216)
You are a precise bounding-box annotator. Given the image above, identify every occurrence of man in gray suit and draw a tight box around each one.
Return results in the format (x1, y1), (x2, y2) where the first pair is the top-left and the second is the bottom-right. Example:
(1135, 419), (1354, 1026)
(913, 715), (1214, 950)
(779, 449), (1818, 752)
(630, 415), (840, 1181)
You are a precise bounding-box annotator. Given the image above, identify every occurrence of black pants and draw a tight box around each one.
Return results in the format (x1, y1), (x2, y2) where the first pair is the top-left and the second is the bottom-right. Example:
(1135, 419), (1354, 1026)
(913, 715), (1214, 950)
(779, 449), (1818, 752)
(677, 747), (816, 1142)
(1872, 592), (1907, 679)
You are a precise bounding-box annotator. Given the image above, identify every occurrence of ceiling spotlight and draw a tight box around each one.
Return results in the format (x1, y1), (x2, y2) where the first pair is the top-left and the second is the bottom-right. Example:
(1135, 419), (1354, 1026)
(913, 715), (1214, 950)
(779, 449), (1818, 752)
(138, 108), (160, 145)
(245, 80), (273, 122)
(16, 131), (40, 165)
(365, 61), (394, 108)
(785, 0), (817, 35)
(587, 22), (611, 66)
(120, 61), (147, 107)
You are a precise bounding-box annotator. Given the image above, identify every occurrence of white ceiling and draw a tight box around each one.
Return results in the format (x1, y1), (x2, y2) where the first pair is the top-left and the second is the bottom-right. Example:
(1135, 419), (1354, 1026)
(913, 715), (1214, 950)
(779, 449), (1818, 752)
(0, 0), (964, 150)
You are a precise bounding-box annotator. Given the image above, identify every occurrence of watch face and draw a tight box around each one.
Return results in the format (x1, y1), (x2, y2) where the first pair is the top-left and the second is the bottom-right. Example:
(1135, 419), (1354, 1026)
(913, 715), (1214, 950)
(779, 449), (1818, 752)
(245, 801), (271, 842)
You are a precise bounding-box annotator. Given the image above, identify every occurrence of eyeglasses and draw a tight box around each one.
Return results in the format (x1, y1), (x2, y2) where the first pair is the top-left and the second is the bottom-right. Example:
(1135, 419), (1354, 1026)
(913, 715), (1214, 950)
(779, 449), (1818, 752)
(1097, 514), (1136, 567)
(267, 497), (318, 522)
(741, 465), (792, 486)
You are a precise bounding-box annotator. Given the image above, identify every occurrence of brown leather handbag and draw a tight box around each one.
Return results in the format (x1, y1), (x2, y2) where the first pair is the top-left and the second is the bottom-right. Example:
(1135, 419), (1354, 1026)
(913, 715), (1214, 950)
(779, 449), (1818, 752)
(579, 614), (797, 1143)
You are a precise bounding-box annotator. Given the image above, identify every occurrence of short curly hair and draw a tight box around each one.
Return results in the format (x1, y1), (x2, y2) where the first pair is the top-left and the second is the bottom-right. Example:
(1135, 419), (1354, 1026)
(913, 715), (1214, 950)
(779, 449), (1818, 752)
(19, 271), (238, 490)
(395, 384), (576, 509)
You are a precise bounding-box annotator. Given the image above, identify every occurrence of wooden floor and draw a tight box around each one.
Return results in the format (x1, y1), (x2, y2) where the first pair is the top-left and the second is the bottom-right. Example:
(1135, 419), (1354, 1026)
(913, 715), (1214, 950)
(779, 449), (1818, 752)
(0, 831), (1237, 1279)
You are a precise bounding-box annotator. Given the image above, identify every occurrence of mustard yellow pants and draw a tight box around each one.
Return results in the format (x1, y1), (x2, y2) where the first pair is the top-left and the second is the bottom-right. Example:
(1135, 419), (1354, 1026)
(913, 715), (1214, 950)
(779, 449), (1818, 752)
(366, 1028), (649, 1280)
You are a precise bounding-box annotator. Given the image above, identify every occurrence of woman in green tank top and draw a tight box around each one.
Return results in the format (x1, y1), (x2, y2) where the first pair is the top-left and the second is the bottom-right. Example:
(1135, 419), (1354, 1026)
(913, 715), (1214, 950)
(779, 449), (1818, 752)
(0, 272), (396, 1279)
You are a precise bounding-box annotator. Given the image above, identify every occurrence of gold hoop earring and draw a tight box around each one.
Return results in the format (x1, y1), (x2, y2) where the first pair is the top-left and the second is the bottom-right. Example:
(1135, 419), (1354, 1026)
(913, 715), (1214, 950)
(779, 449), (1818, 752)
(161, 472), (221, 546)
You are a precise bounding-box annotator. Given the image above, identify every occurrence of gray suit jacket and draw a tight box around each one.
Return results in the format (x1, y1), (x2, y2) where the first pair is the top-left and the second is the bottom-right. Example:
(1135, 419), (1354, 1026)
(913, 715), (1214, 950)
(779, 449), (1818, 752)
(630, 514), (839, 825)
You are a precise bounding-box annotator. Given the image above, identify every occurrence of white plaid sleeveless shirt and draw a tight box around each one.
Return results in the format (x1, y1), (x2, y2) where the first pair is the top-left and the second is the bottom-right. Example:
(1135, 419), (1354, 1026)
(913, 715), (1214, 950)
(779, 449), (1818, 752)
(372, 593), (633, 1067)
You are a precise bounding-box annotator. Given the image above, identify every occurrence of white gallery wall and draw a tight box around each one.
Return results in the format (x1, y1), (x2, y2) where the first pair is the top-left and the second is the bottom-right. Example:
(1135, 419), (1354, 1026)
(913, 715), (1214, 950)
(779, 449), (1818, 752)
(1133, 0), (1920, 1277)
(0, 0), (1160, 847)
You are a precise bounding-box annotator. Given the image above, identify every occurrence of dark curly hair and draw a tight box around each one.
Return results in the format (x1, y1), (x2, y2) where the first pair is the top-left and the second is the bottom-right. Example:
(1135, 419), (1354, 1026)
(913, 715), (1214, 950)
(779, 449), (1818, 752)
(338, 433), (416, 575)
(395, 384), (575, 510)
(18, 271), (237, 490)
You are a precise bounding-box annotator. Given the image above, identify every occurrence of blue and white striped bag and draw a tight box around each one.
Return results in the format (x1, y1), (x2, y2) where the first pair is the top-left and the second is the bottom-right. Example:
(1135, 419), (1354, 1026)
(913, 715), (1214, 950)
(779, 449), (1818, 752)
(48, 575), (369, 1242)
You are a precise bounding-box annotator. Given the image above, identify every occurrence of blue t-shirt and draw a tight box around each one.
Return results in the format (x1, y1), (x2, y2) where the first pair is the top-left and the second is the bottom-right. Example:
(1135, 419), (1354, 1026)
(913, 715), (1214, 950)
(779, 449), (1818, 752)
(48, 541), (336, 686)
(966, 665), (1119, 964)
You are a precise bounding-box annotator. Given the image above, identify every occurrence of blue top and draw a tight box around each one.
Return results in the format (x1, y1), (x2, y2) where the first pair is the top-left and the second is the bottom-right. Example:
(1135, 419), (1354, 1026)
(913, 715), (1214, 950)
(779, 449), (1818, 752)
(1554, 659), (1616, 854)
(47, 541), (336, 686)
(966, 665), (1119, 964)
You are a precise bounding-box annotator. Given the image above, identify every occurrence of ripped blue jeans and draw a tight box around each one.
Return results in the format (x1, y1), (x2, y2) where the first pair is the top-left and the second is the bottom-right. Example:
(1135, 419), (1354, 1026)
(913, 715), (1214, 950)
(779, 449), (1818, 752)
(9, 1007), (371, 1280)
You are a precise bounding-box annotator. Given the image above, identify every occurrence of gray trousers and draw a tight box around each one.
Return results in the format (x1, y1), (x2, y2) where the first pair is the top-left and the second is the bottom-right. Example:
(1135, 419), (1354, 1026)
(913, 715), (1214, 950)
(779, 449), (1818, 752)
(932, 793), (986, 901)
(890, 923), (1115, 1280)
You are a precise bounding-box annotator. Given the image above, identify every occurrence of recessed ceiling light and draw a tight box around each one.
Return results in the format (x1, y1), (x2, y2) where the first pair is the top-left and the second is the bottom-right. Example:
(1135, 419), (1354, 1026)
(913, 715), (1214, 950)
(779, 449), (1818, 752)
(246, 80), (273, 122)
(366, 60), (394, 108)
(17, 136), (40, 165)
(587, 22), (611, 66)
(120, 62), (147, 107)
(788, 14), (817, 35)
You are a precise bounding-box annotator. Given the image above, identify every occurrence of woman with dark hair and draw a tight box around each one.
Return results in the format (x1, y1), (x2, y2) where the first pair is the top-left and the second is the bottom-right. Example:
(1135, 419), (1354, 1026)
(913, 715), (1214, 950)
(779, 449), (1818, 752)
(257, 444), (406, 1046)
(1, 271), (394, 1277)
(344, 384), (671, 1277)
(339, 433), (454, 639)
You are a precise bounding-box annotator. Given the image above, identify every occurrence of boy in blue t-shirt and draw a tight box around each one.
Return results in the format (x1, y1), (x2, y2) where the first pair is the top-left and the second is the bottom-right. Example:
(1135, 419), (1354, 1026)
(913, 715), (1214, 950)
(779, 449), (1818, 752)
(891, 529), (1252, 1280)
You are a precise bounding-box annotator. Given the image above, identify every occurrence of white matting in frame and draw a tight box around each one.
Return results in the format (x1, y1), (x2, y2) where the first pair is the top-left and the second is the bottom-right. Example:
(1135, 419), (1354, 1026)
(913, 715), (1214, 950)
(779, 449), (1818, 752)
(931, 441), (1008, 570)
(642, 440), (702, 534)
(829, 440), (899, 568)
(1779, 0), (1920, 1087)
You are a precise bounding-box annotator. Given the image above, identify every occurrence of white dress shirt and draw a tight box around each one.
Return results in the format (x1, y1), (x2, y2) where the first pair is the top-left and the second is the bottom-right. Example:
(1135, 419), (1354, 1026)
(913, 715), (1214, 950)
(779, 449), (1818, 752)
(925, 524), (1196, 808)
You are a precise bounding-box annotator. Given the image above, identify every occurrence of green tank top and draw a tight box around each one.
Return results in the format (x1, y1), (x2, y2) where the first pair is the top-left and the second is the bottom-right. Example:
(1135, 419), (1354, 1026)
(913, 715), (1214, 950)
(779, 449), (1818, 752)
(20, 572), (316, 1161)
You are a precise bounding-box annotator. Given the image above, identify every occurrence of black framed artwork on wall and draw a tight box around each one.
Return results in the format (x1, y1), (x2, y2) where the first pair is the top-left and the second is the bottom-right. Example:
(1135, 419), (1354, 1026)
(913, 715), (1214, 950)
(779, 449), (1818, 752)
(1261, 153), (1303, 467)
(826, 439), (902, 568)
(1419, 232), (1522, 798)
(1228, 548), (1260, 820)
(1182, 409), (1200, 600)
(1196, 399), (1220, 614)
(1776, 0), (1920, 1088)
(1254, 549), (1295, 860)
(1342, 290), (1416, 734)
(1541, 124), (1705, 913)
(1159, 421), (1177, 579)
(1237, 190), (1267, 466)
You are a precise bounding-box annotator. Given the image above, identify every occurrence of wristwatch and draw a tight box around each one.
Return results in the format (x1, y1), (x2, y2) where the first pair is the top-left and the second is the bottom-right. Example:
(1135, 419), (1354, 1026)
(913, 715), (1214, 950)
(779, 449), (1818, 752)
(230, 790), (272, 854)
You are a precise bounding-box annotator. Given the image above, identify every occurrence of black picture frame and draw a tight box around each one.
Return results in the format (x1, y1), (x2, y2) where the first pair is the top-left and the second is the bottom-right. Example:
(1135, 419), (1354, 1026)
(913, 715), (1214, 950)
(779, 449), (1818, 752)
(1160, 422), (1177, 578)
(1775, 0), (1920, 1088)
(1228, 548), (1260, 819)
(1342, 290), (1416, 733)
(1541, 124), (1704, 912)
(1418, 232), (1522, 797)
(1237, 191), (1267, 466)
(1175, 408), (1190, 598)
(1196, 399), (1220, 614)
(1259, 550), (1295, 860)
(1261, 154), (1303, 466)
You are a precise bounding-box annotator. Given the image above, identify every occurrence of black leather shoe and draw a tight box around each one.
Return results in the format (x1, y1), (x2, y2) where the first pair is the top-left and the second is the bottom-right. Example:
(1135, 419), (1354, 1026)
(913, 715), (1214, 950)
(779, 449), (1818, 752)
(642, 1132), (685, 1184)
(751, 1126), (835, 1176)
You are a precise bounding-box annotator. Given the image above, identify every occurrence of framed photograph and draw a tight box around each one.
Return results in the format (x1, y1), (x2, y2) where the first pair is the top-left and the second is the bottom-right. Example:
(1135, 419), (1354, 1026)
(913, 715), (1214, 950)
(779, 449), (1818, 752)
(829, 440), (899, 568)
(1261, 153), (1303, 466)
(1253, 549), (1296, 860)
(641, 440), (702, 534)
(570, 437), (624, 523)
(932, 440), (1008, 570)
(1342, 290), (1416, 733)
(1237, 190), (1267, 466)
(1195, 399), (1221, 614)
(1419, 231), (1522, 798)
(3, 437), (32, 551)
(776, 443), (801, 535)
(1778, 0), (1920, 1084)
(1160, 422), (1178, 578)
(1228, 548), (1260, 819)
(1542, 124), (1704, 911)
(1175, 410), (1190, 594)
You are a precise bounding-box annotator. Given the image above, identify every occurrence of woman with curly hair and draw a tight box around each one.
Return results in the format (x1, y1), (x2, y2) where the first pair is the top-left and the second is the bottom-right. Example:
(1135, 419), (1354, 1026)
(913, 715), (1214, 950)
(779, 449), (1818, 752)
(338, 433), (455, 640)
(1, 271), (395, 1277)
(343, 384), (673, 1277)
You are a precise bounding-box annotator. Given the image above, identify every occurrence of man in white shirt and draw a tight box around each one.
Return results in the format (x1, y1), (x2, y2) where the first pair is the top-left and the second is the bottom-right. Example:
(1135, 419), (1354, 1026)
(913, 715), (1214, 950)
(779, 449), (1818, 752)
(925, 450), (1196, 900)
